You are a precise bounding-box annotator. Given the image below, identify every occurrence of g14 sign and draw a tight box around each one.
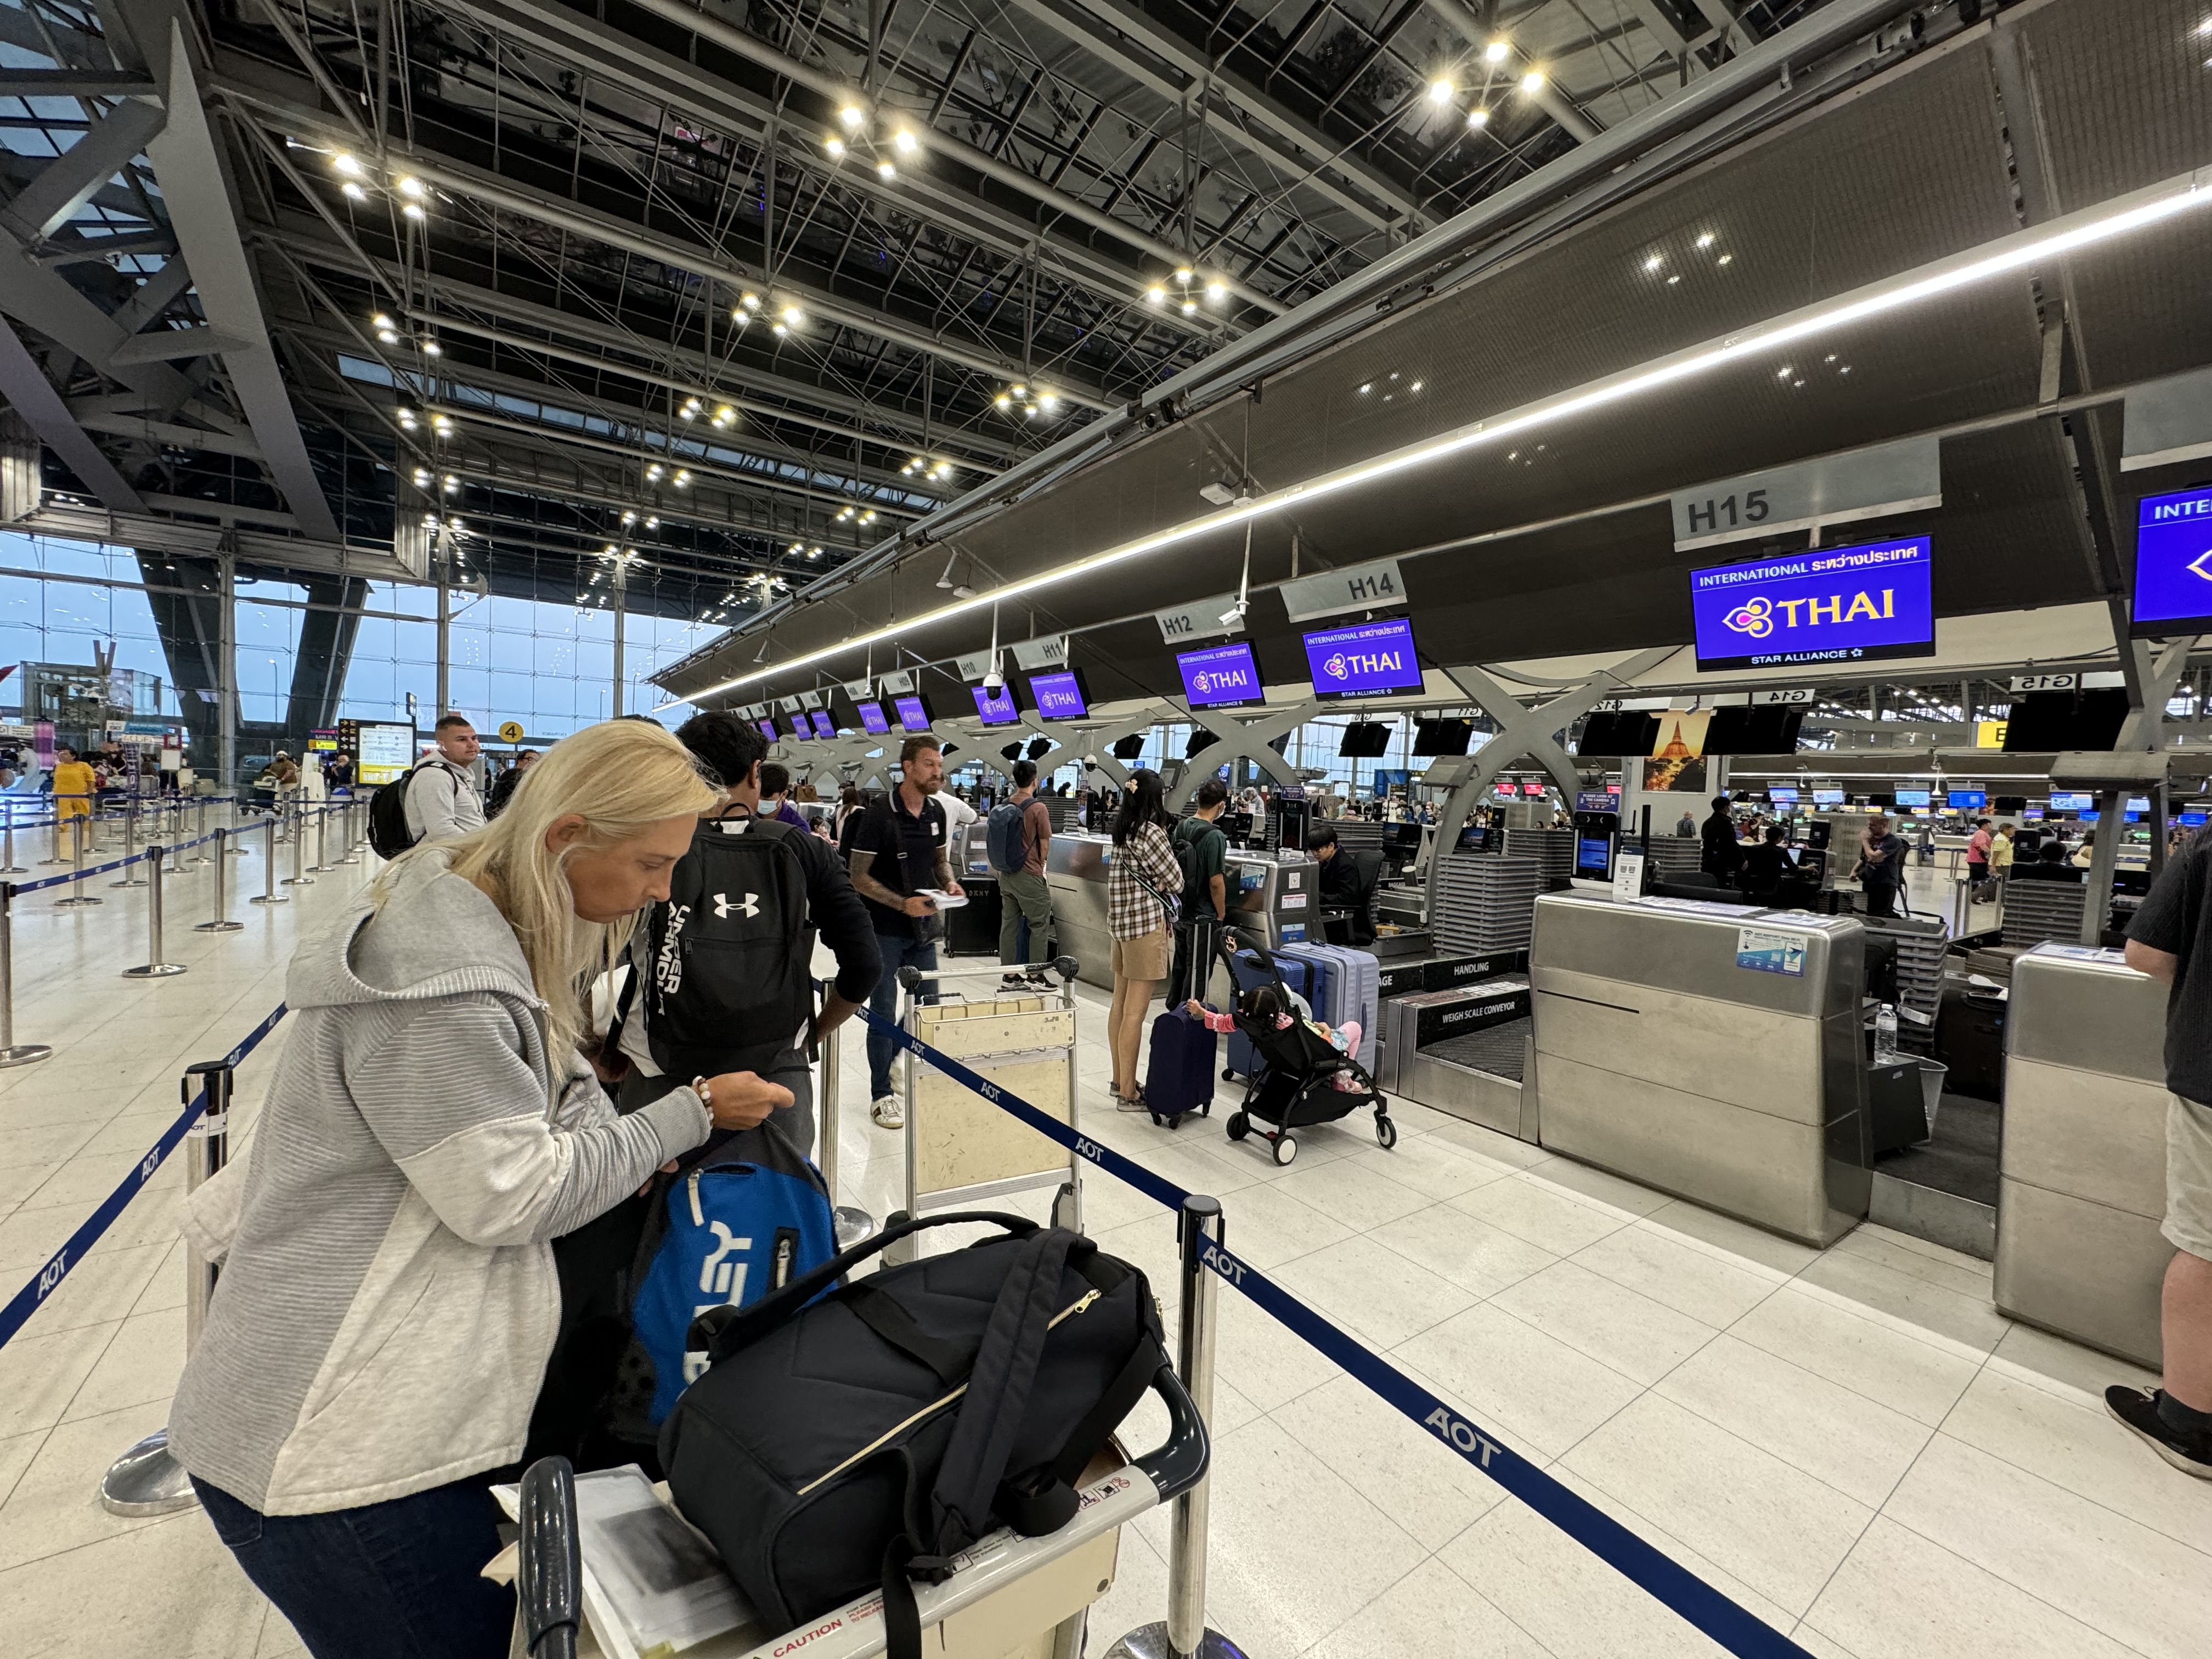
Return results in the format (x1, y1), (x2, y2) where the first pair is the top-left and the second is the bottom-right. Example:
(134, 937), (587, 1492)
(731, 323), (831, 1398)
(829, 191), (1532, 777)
(1690, 536), (1934, 671)
(2131, 484), (2212, 637)
(1177, 641), (1264, 708)
(1303, 617), (1423, 698)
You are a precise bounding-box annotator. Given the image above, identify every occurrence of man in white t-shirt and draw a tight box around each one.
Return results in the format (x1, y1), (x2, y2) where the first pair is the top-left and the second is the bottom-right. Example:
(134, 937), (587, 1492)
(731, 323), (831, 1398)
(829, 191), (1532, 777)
(403, 713), (485, 844)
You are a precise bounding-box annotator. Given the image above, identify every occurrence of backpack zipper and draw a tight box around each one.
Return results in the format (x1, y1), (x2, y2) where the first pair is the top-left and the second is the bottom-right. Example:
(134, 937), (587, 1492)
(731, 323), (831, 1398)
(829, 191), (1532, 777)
(686, 1168), (704, 1226)
(792, 1288), (1103, 1497)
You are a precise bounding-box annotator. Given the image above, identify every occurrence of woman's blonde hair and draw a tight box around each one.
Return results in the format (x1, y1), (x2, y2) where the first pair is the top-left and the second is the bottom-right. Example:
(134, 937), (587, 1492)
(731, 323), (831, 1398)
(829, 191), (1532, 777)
(385, 719), (719, 1053)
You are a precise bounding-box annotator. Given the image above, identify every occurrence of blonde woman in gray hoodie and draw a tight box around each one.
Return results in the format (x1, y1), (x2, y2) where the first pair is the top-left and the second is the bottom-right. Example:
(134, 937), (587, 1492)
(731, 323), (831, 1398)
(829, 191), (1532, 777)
(170, 719), (792, 1658)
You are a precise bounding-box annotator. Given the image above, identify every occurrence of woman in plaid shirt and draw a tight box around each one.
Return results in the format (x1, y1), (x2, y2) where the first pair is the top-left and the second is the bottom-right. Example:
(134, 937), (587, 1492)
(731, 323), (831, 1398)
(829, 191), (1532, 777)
(1107, 769), (1188, 1110)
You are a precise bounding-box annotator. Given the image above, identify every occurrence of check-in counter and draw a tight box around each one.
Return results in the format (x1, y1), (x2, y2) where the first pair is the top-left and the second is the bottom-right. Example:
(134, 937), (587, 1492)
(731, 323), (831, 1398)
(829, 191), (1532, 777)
(1531, 893), (1870, 1246)
(1384, 979), (1538, 1141)
(1045, 833), (1116, 990)
(1994, 943), (2169, 1367)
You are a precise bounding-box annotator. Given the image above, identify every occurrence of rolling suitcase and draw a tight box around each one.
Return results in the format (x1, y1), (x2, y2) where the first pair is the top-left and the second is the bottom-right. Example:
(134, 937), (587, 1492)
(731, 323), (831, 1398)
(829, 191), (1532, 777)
(1226, 950), (1317, 1080)
(1144, 1006), (1216, 1128)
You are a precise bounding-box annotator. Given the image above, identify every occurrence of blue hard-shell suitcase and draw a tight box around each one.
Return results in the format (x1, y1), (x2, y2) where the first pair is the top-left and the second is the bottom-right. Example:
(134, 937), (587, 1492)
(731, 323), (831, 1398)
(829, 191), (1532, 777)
(1225, 950), (1317, 1079)
(1144, 1006), (1217, 1127)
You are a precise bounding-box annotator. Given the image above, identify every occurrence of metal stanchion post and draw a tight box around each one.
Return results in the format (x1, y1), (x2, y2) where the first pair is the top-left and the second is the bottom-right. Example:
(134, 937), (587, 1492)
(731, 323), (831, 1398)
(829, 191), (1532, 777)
(0, 887), (52, 1067)
(227, 794), (248, 855)
(37, 812), (64, 866)
(337, 797), (361, 864)
(1103, 1194), (1235, 1659)
(0, 814), (23, 876)
(195, 827), (245, 932)
(123, 846), (187, 977)
(111, 795), (147, 887)
(250, 816), (289, 905)
(308, 804), (332, 872)
(282, 801), (314, 886)
(54, 816), (102, 907)
(816, 1018), (873, 1248)
(101, 1059), (235, 1516)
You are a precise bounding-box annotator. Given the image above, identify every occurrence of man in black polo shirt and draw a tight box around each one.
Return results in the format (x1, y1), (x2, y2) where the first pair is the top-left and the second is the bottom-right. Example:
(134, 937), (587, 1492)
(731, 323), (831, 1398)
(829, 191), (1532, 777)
(848, 735), (964, 1127)
(2111, 837), (2212, 1479)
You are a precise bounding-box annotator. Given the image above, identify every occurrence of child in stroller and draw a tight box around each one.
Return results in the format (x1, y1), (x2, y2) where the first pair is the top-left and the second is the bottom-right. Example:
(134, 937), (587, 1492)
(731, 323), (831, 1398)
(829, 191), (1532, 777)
(1185, 966), (1395, 1166)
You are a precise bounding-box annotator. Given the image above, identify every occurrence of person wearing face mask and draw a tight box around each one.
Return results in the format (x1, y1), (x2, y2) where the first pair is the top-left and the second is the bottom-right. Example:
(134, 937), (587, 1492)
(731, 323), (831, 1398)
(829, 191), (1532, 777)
(166, 720), (784, 1659)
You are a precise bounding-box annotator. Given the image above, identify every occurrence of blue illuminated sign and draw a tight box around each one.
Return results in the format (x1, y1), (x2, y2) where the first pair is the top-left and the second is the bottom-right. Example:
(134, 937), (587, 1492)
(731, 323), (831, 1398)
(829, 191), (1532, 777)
(2132, 485), (2212, 637)
(2050, 791), (2092, 811)
(1893, 788), (1931, 808)
(757, 719), (777, 742)
(810, 711), (836, 740)
(1177, 641), (1264, 708)
(1948, 789), (1986, 810)
(1028, 669), (1090, 721)
(858, 701), (891, 735)
(894, 695), (931, 732)
(1304, 617), (1423, 698)
(972, 682), (1019, 725)
(1690, 536), (1934, 670)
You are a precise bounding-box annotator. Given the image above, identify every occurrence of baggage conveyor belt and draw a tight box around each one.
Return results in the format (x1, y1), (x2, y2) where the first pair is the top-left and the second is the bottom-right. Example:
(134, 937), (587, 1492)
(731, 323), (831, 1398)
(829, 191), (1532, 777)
(1423, 1015), (1531, 1084)
(1380, 981), (1537, 1142)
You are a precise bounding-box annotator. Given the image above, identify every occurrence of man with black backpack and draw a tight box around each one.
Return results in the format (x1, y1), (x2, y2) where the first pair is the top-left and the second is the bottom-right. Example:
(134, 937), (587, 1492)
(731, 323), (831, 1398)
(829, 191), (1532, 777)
(1168, 778), (1232, 1006)
(608, 713), (879, 1158)
(989, 758), (1055, 988)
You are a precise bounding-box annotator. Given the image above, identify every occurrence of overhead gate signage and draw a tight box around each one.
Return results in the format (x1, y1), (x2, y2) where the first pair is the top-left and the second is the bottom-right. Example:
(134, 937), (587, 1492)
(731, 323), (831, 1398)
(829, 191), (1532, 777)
(1671, 436), (1940, 552)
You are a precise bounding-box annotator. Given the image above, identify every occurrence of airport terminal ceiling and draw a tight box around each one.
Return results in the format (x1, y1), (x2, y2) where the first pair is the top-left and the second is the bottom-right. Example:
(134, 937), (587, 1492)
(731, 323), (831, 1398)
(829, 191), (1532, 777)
(658, 0), (2212, 709)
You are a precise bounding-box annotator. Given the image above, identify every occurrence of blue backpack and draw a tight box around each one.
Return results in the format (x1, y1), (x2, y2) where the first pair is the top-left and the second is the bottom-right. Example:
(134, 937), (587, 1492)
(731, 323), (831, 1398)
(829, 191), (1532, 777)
(986, 799), (1030, 873)
(623, 1120), (838, 1429)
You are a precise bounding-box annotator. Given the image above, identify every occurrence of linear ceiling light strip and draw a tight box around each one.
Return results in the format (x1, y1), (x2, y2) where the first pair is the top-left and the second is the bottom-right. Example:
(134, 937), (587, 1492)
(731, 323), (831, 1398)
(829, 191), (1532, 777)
(660, 168), (2212, 708)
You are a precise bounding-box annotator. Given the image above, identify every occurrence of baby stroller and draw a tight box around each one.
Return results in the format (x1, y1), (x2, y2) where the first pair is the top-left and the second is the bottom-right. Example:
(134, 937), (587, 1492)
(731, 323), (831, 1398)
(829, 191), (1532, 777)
(1219, 942), (1395, 1166)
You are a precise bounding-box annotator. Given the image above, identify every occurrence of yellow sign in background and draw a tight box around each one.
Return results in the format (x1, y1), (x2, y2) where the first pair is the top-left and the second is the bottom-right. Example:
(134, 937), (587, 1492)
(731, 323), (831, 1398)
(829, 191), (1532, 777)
(1975, 719), (2009, 749)
(497, 720), (526, 743)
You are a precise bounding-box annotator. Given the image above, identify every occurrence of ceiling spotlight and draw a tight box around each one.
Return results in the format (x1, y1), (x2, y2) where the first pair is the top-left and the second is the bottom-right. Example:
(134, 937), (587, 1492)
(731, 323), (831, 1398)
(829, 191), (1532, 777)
(1776, 366), (1793, 379)
(646, 516), (659, 528)
(1667, 274), (1681, 285)
(1427, 78), (1454, 105)
(893, 128), (918, 155)
(341, 181), (366, 201)
(839, 104), (865, 129)
(1717, 253), (1734, 266)
(1484, 38), (1511, 63)
(994, 393), (1011, 409)
(930, 461), (951, 480)
(420, 338), (441, 356)
(951, 584), (976, 600)
(1181, 299), (1198, 315)
(825, 136), (846, 158)
(741, 292), (760, 311)
(622, 510), (638, 525)
(1174, 267), (1193, 283)
(1643, 253), (1663, 273)
(1037, 391), (1058, 410)
(673, 469), (691, 486)
(1146, 286), (1166, 305)
(808, 545), (821, 557)
(430, 412), (453, 434)
(397, 176), (425, 198)
(397, 407), (417, 428)
(1204, 280), (1227, 302)
(877, 160), (896, 180)
(372, 313), (393, 330)
(1466, 107), (1489, 128)
(333, 152), (363, 177)
(782, 306), (803, 326)
(837, 506), (855, 520)
(442, 474), (458, 493)
(712, 405), (735, 427)
(402, 201), (425, 220)
(1519, 68), (1547, 92)
(772, 322), (788, 336)
(376, 328), (399, 345)
(647, 462), (664, 479)
(1696, 231), (1716, 249)
(859, 510), (877, 524)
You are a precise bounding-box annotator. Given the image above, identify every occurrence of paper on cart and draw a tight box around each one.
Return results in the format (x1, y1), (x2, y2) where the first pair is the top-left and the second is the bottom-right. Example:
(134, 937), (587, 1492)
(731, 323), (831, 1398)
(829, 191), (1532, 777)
(575, 1467), (760, 1657)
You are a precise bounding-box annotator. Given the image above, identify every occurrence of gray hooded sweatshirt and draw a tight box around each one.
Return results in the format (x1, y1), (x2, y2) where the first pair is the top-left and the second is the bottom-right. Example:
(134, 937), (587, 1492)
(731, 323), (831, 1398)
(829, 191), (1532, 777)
(168, 849), (710, 1514)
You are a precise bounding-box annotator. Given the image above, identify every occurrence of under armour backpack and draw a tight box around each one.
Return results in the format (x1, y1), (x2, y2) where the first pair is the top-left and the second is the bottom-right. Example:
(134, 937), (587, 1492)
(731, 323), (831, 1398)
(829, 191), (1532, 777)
(644, 815), (812, 1078)
(985, 799), (1029, 873)
(366, 763), (434, 860)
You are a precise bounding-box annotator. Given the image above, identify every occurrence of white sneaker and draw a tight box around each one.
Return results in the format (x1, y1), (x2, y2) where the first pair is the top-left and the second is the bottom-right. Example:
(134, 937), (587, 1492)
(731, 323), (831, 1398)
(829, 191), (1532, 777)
(871, 1094), (905, 1129)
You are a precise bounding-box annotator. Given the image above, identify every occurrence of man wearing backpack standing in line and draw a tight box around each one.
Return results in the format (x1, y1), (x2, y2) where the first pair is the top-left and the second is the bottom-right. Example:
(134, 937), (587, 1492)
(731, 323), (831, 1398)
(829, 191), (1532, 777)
(404, 713), (486, 845)
(1169, 778), (1232, 1007)
(608, 714), (879, 1159)
(992, 759), (1056, 989)
(849, 736), (965, 1128)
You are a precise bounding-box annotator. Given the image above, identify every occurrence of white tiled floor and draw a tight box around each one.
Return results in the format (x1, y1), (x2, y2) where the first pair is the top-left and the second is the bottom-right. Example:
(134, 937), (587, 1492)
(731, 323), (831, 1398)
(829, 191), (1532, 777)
(4, 876), (2207, 1659)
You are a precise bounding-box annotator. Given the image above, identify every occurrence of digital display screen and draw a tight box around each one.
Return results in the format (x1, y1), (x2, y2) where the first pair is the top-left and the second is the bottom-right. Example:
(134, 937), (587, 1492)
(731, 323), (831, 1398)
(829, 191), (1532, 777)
(1767, 787), (1800, 804)
(1302, 617), (1423, 698)
(1177, 641), (1264, 708)
(1948, 789), (1987, 810)
(1575, 834), (1612, 877)
(1028, 669), (1089, 721)
(785, 713), (808, 738)
(1893, 788), (1931, 808)
(2025, 808), (2045, 821)
(2183, 812), (2208, 827)
(354, 721), (416, 786)
(757, 719), (777, 742)
(1690, 535), (1935, 671)
(2126, 795), (2152, 813)
(2131, 485), (2212, 637)
(2049, 791), (2092, 811)
(1575, 789), (1620, 812)
(858, 701), (891, 735)
(1812, 789), (1845, 805)
(810, 711), (836, 740)
(894, 695), (932, 732)
(972, 682), (1019, 725)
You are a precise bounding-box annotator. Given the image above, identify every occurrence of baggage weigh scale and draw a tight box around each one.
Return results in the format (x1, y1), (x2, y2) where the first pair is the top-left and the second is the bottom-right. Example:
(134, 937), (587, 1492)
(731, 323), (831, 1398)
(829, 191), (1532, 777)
(893, 958), (1087, 1259)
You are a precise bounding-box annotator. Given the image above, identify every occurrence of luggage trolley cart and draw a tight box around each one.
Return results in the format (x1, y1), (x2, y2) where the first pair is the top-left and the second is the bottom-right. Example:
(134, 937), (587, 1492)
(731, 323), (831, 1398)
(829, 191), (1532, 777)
(501, 1362), (1209, 1659)
(894, 959), (1086, 1243)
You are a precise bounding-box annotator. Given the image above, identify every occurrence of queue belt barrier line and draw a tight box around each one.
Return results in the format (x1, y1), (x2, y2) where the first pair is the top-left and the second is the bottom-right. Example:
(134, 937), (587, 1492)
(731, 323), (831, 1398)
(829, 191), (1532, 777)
(8, 826), (228, 895)
(0, 1000), (289, 1351)
(857, 1003), (1815, 1659)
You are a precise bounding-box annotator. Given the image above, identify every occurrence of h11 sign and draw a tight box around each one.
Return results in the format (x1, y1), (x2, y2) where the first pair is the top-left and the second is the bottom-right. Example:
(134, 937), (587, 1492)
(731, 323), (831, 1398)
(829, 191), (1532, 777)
(1303, 617), (1423, 698)
(2131, 484), (2212, 637)
(1690, 536), (1934, 672)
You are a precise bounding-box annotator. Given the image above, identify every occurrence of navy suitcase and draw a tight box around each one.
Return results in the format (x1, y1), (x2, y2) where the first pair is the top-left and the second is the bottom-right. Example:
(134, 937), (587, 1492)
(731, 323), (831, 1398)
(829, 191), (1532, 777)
(1224, 950), (1317, 1080)
(1144, 1006), (1217, 1128)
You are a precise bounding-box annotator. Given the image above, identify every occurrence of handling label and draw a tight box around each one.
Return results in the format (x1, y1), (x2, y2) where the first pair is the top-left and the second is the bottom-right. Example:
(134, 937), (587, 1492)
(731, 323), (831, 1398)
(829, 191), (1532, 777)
(1735, 928), (1807, 977)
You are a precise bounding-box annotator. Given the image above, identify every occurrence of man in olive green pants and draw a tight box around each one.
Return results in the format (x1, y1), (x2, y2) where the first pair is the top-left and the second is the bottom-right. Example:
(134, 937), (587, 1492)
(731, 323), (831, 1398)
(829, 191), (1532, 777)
(997, 759), (1056, 981)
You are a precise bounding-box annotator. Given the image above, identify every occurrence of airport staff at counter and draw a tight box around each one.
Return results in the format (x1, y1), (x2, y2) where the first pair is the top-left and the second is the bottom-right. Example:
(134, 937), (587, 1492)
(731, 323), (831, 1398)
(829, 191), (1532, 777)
(1700, 794), (1743, 881)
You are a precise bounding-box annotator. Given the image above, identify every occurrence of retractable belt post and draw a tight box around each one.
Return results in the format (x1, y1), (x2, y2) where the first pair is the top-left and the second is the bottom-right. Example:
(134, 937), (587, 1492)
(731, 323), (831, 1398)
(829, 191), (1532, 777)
(54, 815), (101, 907)
(0, 811), (23, 877)
(250, 814), (288, 905)
(337, 796), (361, 864)
(111, 795), (146, 888)
(0, 885), (52, 1068)
(36, 811), (62, 866)
(99, 1057), (236, 1517)
(1103, 1194), (1235, 1659)
(815, 1012), (873, 1249)
(195, 826), (244, 932)
(307, 804), (331, 873)
(123, 844), (187, 978)
(283, 799), (313, 887)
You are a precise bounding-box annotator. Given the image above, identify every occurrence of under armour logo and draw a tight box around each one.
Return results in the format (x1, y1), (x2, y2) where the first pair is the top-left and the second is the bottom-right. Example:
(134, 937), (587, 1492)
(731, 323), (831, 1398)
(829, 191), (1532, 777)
(713, 892), (760, 919)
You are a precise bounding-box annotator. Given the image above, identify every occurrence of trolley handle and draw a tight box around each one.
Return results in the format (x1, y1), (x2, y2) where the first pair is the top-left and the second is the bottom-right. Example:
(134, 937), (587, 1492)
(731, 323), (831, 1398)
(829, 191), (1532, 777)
(896, 955), (1079, 991)
(1130, 1359), (1209, 1504)
(516, 1457), (581, 1659)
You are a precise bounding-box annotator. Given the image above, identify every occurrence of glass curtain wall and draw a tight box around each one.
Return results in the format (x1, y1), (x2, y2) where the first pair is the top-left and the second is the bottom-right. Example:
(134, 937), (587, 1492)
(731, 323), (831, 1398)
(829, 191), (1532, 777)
(0, 533), (184, 717)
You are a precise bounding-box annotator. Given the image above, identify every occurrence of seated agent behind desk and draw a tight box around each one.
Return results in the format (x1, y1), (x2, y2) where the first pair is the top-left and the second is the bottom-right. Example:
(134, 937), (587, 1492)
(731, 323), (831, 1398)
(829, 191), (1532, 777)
(1738, 823), (1795, 902)
(2015, 840), (2084, 881)
(849, 735), (964, 1129)
(1307, 823), (1358, 905)
(609, 714), (880, 1157)
(166, 721), (780, 1659)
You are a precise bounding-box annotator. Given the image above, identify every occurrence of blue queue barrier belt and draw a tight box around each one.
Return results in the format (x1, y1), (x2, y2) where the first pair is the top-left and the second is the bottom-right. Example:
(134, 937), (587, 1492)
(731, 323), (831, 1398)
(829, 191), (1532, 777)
(9, 811), (330, 897)
(0, 998), (289, 1351)
(860, 1003), (1814, 1659)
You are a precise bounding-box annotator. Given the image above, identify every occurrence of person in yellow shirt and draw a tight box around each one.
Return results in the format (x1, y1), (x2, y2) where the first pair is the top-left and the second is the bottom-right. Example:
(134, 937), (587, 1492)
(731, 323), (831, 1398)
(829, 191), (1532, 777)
(51, 745), (97, 841)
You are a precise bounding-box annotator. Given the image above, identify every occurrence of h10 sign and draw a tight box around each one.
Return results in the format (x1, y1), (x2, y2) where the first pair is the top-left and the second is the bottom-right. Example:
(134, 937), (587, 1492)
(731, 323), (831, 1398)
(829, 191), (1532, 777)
(1690, 536), (1934, 671)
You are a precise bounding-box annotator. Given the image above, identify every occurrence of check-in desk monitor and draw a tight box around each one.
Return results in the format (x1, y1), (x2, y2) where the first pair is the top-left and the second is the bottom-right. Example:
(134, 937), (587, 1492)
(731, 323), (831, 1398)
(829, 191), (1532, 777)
(1530, 893), (1870, 1245)
(1224, 852), (1318, 948)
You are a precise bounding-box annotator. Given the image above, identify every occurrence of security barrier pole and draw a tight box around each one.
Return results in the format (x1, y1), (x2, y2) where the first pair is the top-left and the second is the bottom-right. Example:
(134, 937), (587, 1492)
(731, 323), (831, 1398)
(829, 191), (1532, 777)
(308, 805), (332, 873)
(195, 827), (244, 932)
(37, 813), (64, 866)
(122, 846), (187, 978)
(250, 816), (288, 905)
(283, 800), (314, 887)
(54, 817), (102, 907)
(111, 797), (146, 887)
(0, 815), (23, 876)
(0, 887), (52, 1068)
(100, 1059), (234, 1516)
(1104, 1195), (1234, 1659)
(337, 797), (361, 864)
(816, 1020), (873, 1249)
